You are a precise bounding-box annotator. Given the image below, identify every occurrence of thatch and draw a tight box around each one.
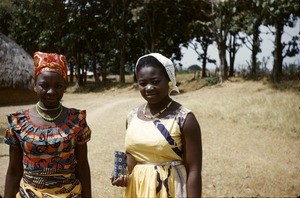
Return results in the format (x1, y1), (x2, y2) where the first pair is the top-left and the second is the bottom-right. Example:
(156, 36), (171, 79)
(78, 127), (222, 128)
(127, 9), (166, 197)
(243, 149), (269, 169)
(0, 32), (34, 89)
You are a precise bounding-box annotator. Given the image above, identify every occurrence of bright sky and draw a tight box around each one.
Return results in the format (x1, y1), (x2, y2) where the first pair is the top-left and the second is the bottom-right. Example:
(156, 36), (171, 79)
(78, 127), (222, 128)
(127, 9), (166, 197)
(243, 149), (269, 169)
(178, 22), (300, 71)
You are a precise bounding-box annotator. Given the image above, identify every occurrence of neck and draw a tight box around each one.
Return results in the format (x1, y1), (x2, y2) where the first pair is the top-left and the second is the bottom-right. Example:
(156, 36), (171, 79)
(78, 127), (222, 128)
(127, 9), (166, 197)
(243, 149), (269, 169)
(37, 102), (61, 111)
(148, 97), (172, 109)
(143, 98), (173, 119)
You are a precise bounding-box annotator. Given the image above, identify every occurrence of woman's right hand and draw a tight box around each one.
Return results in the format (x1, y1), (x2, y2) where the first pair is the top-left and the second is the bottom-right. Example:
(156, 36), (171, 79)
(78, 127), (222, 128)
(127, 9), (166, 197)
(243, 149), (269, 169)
(110, 153), (135, 187)
(110, 174), (128, 187)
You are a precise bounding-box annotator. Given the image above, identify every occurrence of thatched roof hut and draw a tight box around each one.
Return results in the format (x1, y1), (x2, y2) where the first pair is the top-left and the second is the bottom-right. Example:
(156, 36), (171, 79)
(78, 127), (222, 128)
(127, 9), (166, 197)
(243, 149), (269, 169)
(0, 32), (34, 90)
(187, 64), (202, 79)
(187, 64), (202, 71)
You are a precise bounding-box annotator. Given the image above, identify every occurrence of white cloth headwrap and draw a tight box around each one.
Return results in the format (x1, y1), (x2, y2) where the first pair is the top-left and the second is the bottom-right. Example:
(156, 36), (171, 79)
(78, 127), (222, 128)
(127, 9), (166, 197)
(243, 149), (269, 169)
(135, 53), (180, 94)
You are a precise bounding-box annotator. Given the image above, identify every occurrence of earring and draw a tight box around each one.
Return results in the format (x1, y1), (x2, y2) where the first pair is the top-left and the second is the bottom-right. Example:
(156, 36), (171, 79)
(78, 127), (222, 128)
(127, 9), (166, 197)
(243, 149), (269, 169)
(168, 81), (173, 87)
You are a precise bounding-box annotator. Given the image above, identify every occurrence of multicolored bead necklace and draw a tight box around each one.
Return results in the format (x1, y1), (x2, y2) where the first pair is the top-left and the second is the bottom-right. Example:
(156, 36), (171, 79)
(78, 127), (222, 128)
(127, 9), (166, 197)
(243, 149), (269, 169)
(35, 102), (63, 122)
(143, 100), (173, 119)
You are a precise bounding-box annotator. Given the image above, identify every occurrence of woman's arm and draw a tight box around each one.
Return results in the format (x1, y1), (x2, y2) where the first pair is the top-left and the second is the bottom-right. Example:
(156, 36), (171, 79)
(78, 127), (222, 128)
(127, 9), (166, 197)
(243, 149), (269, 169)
(110, 119), (136, 187)
(4, 144), (23, 197)
(182, 113), (202, 197)
(75, 143), (92, 198)
(126, 152), (137, 174)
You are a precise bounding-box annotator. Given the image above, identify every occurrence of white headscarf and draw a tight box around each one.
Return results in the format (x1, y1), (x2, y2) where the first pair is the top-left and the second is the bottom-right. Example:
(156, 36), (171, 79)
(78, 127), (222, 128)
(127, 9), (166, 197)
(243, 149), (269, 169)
(135, 53), (180, 94)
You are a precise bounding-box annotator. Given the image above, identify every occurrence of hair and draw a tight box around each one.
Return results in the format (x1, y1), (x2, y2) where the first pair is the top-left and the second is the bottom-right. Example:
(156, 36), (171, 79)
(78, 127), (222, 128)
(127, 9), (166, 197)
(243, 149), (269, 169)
(135, 56), (170, 81)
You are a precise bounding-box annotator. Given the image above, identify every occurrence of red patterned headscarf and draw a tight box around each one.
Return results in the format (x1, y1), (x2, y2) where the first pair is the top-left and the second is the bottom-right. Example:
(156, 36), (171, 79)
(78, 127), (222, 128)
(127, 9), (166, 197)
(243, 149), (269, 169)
(33, 51), (68, 81)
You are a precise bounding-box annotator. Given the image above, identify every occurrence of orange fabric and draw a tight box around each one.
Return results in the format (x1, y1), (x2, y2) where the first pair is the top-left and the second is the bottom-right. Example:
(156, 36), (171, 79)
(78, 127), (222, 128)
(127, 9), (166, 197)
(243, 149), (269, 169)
(34, 51), (68, 81)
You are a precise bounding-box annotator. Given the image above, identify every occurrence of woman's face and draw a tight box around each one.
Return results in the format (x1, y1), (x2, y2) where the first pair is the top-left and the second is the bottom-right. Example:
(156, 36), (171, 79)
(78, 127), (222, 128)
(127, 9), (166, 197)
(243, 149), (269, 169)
(35, 71), (66, 108)
(137, 65), (169, 104)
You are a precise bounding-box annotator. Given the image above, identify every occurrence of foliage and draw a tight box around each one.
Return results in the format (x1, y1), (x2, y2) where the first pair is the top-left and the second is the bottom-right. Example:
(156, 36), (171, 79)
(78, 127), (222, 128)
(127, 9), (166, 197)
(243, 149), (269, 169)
(0, 0), (14, 35)
(0, 0), (299, 86)
(263, 0), (299, 83)
(204, 76), (219, 85)
(8, 0), (68, 55)
(282, 63), (300, 79)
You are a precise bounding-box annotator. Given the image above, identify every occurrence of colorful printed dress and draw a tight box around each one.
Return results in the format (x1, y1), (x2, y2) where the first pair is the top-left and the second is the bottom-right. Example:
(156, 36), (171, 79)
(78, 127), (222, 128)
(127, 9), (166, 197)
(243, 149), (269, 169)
(125, 105), (191, 198)
(4, 108), (91, 198)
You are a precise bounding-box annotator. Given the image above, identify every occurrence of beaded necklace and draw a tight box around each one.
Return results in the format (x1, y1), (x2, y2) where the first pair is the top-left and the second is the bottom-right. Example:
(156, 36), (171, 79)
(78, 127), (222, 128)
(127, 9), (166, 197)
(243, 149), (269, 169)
(35, 103), (63, 122)
(143, 100), (173, 119)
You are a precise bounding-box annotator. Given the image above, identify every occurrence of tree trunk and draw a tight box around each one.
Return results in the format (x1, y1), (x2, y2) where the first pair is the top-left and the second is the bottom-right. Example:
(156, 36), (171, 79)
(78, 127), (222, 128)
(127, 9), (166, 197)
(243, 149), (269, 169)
(201, 40), (208, 78)
(76, 52), (83, 86)
(92, 54), (101, 86)
(272, 21), (283, 83)
(218, 40), (228, 82)
(228, 34), (236, 77)
(119, 43), (125, 83)
(251, 20), (260, 75)
(69, 63), (74, 83)
(101, 62), (107, 85)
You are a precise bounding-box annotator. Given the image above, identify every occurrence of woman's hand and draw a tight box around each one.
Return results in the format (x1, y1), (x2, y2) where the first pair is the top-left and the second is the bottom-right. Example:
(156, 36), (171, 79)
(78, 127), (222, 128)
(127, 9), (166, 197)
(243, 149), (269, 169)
(110, 152), (135, 187)
(110, 174), (128, 187)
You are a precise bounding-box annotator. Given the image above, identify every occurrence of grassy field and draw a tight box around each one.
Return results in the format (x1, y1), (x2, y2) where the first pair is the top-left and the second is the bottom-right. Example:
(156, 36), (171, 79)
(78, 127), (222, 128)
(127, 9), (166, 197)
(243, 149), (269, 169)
(0, 73), (299, 197)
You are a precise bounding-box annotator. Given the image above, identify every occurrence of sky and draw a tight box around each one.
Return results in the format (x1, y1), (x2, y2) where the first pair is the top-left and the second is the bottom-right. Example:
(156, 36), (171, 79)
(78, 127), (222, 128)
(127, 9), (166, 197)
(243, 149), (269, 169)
(178, 22), (300, 71)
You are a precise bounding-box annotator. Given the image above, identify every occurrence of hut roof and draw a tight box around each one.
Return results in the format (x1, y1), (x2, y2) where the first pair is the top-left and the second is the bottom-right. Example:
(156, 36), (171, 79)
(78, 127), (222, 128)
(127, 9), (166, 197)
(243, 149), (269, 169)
(187, 64), (202, 71)
(0, 32), (34, 89)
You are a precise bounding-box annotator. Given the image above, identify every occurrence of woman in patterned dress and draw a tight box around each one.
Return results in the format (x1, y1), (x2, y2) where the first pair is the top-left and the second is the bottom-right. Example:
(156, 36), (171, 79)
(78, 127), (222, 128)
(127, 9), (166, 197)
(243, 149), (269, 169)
(4, 51), (92, 197)
(111, 53), (202, 197)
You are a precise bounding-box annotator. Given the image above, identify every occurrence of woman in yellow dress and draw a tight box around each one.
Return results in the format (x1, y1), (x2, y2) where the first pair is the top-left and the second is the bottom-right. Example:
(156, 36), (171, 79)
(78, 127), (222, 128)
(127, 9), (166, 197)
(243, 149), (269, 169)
(4, 51), (92, 197)
(112, 53), (202, 197)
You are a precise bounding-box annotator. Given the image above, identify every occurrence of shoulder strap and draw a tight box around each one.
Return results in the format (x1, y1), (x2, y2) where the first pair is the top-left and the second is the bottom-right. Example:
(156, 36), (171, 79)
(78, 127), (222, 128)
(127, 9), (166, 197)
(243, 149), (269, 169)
(153, 119), (182, 158)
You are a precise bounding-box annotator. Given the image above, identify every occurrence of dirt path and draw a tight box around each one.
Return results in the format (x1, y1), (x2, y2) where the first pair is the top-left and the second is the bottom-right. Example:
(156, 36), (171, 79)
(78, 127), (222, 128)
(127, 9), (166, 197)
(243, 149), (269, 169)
(0, 81), (299, 197)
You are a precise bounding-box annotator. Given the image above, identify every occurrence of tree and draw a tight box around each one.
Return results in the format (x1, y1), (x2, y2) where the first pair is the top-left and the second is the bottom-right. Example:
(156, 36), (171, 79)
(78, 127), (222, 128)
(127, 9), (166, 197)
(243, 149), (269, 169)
(9, 0), (68, 55)
(182, 1), (216, 78)
(131, 0), (194, 62)
(210, 0), (236, 82)
(265, 0), (299, 83)
(239, 0), (268, 76)
(226, 0), (248, 77)
(0, 0), (14, 35)
(109, 0), (132, 83)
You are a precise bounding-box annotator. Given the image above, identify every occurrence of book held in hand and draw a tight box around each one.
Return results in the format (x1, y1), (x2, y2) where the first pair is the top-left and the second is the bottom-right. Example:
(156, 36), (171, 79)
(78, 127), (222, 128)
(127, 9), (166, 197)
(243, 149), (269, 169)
(113, 151), (127, 181)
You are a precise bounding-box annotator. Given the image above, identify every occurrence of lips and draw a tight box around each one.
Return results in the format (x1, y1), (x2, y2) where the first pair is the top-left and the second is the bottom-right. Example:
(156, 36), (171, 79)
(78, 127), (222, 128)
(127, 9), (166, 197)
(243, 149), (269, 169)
(146, 93), (156, 98)
(46, 98), (58, 103)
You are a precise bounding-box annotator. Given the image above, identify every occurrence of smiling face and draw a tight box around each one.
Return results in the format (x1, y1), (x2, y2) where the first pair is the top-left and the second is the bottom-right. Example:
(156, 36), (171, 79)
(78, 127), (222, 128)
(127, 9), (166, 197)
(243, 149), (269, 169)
(137, 64), (170, 104)
(35, 71), (66, 108)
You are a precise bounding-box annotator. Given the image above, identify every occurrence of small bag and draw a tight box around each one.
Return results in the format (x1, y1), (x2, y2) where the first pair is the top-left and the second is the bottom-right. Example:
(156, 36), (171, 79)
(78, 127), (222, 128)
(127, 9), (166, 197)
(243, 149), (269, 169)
(113, 151), (127, 181)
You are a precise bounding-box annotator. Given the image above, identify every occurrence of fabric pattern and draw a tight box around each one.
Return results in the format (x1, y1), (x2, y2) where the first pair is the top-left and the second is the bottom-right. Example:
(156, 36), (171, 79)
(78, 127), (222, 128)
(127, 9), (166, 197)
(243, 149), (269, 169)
(124, 106), (191, 197)
(34, 51), (68, 81)
(4, 108), (91, 197)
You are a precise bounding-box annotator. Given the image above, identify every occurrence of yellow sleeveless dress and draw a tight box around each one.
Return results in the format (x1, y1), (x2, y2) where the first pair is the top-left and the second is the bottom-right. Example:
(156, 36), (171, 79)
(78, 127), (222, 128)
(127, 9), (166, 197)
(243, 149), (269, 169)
(125, 106), (191, 198)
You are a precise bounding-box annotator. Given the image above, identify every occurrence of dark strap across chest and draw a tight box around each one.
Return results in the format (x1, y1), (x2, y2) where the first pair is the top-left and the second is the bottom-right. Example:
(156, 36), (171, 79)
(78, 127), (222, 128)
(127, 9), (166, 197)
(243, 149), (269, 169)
(153, 119), (183, 158)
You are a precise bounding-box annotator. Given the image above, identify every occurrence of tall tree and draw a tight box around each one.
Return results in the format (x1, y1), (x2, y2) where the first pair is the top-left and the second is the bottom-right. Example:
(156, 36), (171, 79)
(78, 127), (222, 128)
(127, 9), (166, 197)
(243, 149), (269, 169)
(239, 0), (269, 76)
(109, 0), (132, 83)
(210, 0), (236, 82)
(265, 0), (299, 83)
(182, 1), (216, 78)
(227, 32), (241, 77)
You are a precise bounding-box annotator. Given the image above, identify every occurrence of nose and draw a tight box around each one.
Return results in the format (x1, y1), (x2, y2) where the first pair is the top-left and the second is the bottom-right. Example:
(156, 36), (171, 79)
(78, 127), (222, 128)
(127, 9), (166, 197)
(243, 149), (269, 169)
(47, 88), (56, 94)
(146, 84), (154, 90)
